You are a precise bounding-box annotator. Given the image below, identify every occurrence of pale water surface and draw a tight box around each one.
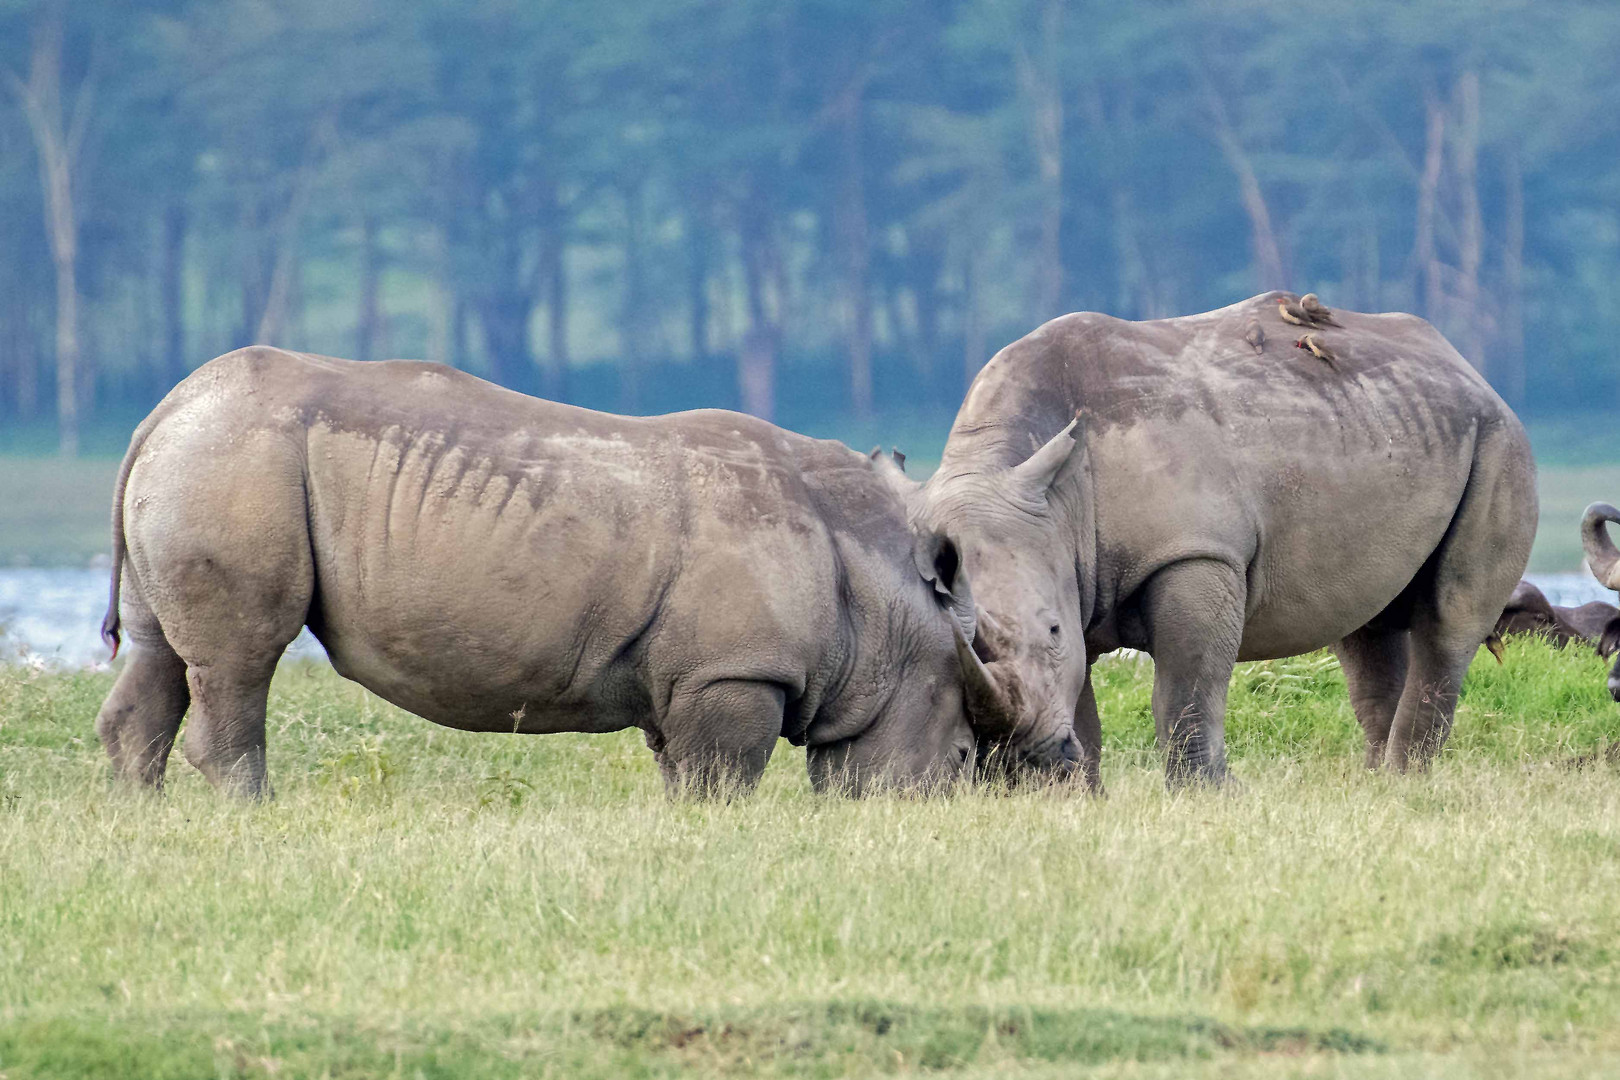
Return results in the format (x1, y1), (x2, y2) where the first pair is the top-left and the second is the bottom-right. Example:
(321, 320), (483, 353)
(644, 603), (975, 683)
(0, 569), (1608, 670)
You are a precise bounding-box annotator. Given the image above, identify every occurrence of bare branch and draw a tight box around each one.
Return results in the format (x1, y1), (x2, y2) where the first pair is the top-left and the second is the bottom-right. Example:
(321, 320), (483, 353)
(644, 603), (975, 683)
(64, 36), (102, 165)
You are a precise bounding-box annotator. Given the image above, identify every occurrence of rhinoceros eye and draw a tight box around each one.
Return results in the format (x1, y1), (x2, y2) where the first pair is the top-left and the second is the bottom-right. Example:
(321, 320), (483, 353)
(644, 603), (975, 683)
(1049, 623), (1061, 639)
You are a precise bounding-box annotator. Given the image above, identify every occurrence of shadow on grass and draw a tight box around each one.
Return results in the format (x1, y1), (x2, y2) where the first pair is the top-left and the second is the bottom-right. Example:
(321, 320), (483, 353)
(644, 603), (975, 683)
(1, 1002), (1384, 1078)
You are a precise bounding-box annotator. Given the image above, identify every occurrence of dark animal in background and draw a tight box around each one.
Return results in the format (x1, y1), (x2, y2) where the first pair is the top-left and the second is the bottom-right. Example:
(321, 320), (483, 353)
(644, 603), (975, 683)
(95, 348), (981, 799)
(1578, 503), (1620, 699)
(1492, 579), (1618, 649)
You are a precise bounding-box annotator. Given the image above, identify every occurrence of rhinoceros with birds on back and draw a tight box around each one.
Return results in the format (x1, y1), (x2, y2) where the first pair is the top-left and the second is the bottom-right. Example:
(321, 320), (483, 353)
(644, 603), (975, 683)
(95, 347), (981, 798)
(877, 291), (1537, 787)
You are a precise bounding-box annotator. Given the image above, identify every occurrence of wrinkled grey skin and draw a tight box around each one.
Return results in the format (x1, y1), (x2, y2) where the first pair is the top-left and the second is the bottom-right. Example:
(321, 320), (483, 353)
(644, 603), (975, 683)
(95, 348), (977, 798)
(1493, 579), (1617, 648)
(1576, 503), (1620, 699)
(886, 292), (1537, 786)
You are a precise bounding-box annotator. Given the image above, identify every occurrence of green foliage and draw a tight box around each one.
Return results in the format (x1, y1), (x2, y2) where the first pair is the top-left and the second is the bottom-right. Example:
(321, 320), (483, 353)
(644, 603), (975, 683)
(3, 0), (1619, 435)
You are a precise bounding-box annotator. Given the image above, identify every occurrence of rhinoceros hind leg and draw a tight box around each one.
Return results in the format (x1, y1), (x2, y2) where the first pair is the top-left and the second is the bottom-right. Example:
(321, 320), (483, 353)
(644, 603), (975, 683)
(129, 438), (314, 799)
(1384, 441), (1535, 772)
(1381, 631), (1473, 772)
(95, 586), (189, 789)
(180, 659), (279, 799)
(654, 679), (784, 798)
(1333, 625), (1409, 769)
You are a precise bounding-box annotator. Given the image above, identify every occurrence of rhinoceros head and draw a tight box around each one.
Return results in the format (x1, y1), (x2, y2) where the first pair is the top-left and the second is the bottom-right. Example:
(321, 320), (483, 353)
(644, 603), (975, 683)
(874, 425), (1088, 779)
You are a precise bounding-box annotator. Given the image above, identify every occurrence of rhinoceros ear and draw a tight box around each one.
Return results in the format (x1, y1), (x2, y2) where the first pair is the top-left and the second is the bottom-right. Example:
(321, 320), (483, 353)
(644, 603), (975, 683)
(1010, 415), (1082, 494)
(869, 445), (917, 492)
(914, 530), (976, 640)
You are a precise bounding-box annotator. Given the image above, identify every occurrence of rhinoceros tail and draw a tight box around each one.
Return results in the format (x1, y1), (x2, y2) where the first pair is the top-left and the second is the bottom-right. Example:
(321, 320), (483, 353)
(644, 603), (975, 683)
(102, 451), (133, 660)
(102, 416), (163, 661)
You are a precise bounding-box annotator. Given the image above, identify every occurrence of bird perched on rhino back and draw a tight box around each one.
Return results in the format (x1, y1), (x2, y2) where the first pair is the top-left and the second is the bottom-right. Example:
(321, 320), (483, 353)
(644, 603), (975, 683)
(1243, 320), (1266, 354)
(1277, 296), (1312, 326)
(1294, 333), (1338, 366)
(1300, 293), (1343, 327)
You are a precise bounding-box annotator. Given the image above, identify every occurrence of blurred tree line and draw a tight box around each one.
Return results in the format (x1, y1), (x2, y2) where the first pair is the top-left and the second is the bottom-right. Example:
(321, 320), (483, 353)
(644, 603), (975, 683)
(1, 0), (1616, 455)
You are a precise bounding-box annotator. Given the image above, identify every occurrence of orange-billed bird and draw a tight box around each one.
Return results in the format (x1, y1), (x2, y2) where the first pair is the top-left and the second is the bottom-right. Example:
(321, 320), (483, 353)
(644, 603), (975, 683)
(1293, 333), (1338, 366)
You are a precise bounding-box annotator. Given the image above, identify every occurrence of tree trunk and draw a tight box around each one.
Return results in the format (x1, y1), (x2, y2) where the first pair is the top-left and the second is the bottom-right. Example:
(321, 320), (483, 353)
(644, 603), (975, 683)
(239, 199), (270, 344)
(1206, 96), (1285, 292)
(1014, 0), (1064, 319)
(835, 95), (873, 417)
(1454, 71), (1485, 373)
(256, 117), (332, 344)
(738, 192), (777, 421)
(1414, 90), (1446, 323)
(620, 183), (648, 413)
(908, 229), (943, 380)
(962, 245), (986, 391)
(1500, 147), (1525, 408)
(687, 190), (711, 363)
(356, 214), (382, 362)
(2, 286), (40, 420)
(542, 208), (569, 401)
(480, 294), (535, 392)
(450, 297), (469, 371)
(161, 201), (186, 385)
(7, 2), (91, 456)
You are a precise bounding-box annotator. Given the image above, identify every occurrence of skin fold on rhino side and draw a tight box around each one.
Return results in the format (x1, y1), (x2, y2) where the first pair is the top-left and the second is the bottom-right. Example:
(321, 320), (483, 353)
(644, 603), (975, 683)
(881, 290), (1538, 789)
(94, 347), (979, 799)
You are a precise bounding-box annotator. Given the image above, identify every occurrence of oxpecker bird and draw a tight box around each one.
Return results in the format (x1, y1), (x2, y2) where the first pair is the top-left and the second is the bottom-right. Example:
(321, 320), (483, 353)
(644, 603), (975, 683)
(1294, 334), (1338, 366)
(1243, 321), (1265, 354)
(1484, 631), (1506, 664)
(1300, 293), (1343, 327)
(1278, 297), (1311, 326)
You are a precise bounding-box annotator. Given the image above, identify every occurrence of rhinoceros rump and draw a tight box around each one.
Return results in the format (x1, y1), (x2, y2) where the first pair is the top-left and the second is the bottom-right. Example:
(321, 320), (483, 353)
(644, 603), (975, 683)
(95, 348), (977, 797)
(882, 292), (1537, 787)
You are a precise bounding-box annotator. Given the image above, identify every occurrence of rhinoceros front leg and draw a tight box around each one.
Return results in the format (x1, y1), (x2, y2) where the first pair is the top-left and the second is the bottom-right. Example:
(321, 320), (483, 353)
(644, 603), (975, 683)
(1142, 559), (1245, 786)
(1072, 665), (1104, 794)
(654, 678), (784, 798)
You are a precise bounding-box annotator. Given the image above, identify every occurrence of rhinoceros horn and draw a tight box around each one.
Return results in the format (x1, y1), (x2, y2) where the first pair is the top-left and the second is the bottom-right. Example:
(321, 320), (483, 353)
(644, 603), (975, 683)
(952, 613), (1021, 740)
(1582, 502), (1620, 591)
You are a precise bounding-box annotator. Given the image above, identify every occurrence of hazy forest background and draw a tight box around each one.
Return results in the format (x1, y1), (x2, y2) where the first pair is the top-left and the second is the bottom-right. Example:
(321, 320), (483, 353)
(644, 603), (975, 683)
(1, 0), (1618, 464)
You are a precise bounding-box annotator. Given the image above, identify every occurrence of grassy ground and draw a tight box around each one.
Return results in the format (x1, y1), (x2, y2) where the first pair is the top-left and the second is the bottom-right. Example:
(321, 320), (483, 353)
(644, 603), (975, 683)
(3, 637), (1619, 1077)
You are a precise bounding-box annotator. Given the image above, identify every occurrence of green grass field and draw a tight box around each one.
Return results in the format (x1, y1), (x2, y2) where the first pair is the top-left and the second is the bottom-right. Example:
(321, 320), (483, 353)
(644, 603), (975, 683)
(3, 638), (1620, 1078)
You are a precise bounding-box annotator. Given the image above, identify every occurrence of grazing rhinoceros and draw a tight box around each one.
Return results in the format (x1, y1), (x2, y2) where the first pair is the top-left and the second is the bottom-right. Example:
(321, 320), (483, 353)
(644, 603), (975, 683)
(879, 292), (1536, 787)
(95, 347), (979, 798)
(1577, 503), (1620, 699)
(1493, 578), (1618, 649)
